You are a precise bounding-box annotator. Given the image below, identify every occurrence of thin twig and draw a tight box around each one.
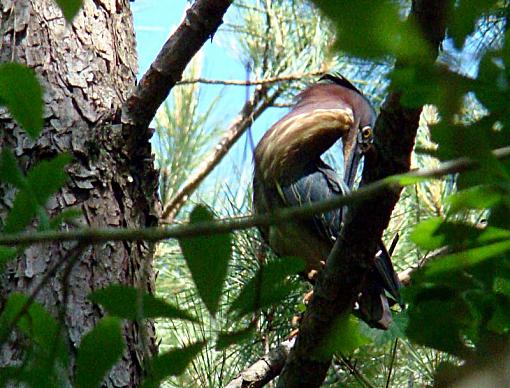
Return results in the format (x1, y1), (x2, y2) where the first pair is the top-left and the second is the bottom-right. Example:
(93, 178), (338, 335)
(51, 243), (86, 360)
(161, 85), (283, 222)
(337, 356), (377, 388)
(386, 338), (399, 388)
(0, 145), (509, 247)
(176, 72), (370, 87)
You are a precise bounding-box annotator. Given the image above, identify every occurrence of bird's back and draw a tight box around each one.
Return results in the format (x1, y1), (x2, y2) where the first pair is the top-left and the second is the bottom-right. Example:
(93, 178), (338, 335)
(253, 157), (347, 271)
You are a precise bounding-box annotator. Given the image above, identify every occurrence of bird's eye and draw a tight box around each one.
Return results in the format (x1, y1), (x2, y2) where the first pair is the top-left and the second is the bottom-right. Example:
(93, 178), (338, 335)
(361, 126), (372, 139)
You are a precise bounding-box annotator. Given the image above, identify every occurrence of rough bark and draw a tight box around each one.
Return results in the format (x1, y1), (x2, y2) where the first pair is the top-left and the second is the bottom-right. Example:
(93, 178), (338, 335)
(276, 1), (451, 386)
(0, 0), (158, 385)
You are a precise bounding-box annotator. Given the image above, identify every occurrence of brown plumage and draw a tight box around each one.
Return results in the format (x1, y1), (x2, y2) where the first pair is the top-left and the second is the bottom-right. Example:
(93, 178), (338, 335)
(253, 74), (400, 329)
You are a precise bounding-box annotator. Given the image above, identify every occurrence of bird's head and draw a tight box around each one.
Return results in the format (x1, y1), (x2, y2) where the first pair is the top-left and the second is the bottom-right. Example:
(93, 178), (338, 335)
(317, 74), (376, 174)
(255, 73), (377, 182)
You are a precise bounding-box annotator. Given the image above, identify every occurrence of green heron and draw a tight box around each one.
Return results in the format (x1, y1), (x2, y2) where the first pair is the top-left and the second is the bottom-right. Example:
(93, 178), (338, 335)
(253, 74), (401, 329)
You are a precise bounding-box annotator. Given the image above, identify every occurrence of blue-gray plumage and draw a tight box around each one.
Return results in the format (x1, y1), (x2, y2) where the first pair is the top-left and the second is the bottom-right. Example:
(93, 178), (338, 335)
(253, 74), (401, 329)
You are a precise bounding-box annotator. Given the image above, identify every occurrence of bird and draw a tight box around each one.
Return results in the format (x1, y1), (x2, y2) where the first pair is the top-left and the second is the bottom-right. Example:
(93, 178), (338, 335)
(252, 73), (401, 329)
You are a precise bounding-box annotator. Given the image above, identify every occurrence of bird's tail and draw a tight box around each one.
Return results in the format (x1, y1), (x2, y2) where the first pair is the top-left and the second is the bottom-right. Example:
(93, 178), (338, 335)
(374, 242), (402, 306)
(355, 239), (402, 330)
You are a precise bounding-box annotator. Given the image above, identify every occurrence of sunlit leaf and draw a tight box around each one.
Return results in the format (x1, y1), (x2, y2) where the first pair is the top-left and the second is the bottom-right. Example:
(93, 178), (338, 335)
(447, 185), (505, 213)
(216, 324), (255, 350)
(142, 342), (205, 388)
(89, 284), (197, 322)
(0, 63), (43, 139)
(494, 277), (510, 297)
(411, 217), (480, 250)
(314, 315), (370, 360)
(75, 317), (124, 388)
(312, 0), (427, 60)
(228, 257), (305, 318)
(179, 205), (231, 317)
(424, 240), (510, 277)
(387, 173), (427, 186)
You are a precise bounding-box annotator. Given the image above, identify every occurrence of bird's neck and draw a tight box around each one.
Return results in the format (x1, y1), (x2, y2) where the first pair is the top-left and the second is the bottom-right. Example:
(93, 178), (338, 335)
(255, 107), (354, 181)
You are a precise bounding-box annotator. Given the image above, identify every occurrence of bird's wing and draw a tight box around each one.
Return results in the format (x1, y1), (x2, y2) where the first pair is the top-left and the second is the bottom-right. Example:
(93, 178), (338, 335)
(281, 161), (402, 306)
(280, 160), (348, 244)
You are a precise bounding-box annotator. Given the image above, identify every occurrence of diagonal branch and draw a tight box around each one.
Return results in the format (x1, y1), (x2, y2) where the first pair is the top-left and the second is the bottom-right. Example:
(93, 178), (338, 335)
(121, 0), (233, 133)
(225, 338), (295, 388)
(161, 85), (283, 222)
(276, 1), (450, 386)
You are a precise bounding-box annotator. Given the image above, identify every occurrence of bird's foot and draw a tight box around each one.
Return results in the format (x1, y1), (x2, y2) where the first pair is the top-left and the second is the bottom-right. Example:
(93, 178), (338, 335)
(303, 289), (314, 304)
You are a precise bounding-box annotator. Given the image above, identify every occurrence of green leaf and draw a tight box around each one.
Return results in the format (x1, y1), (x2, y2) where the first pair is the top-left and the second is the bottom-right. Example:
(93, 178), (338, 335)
(386, 173), (427, 186)
(0, 245), (16, 269)
(228, 257), (305, 318)
(75, 317), (124, 388)
(364, 311), (408, 347)
(314, 315), (370, 360)
(55, 0), (83, 22)
(27, 153), (72, 206)
(179, 205), (231, 317)
(48, 208), (83, 229)
(494, 277), (510, 297)
(391, 67), (472, 114)
(216, 324), (255, 350)
(406, 298), (472, 357)
(142, 342), (205, 388)
(3, 154), (71, 234)
(449, 1), (498, 49)
(424, 240), (510, 277)
(487, 297), (510, 334)
(0, 63), (43, 139)
(2, 189), (37, 234)
(410, 217), (480, 250)
(447, 185), (505, 213)
(0, 149), (26, 188)
(475, 52), (510, 115)
(312, 0), (427, 60)
(0, 293), (68, 365)
(88, 284), (197, 322)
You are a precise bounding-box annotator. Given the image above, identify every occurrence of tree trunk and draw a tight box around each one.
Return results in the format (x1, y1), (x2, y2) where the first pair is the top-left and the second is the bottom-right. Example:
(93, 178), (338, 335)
(0, 0), (159, 385)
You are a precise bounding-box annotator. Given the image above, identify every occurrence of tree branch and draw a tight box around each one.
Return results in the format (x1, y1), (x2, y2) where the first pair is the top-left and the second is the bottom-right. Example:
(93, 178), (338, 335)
(276, 1), (450, 386)
(225, 338), (295, 388)
(0, 145), (508, 247)
(223, 248), (450, 388)
(121, 0), (232, 132)
(161, 85), (283, 222)
(175, 71), (367, 86)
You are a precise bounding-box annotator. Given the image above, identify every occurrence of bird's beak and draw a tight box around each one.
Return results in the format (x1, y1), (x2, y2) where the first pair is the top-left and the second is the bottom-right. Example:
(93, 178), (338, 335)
(344, 141), (361, 190)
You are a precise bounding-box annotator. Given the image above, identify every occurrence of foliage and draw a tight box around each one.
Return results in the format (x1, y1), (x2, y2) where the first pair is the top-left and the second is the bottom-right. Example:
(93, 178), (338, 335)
(1, 0), (510, 386)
